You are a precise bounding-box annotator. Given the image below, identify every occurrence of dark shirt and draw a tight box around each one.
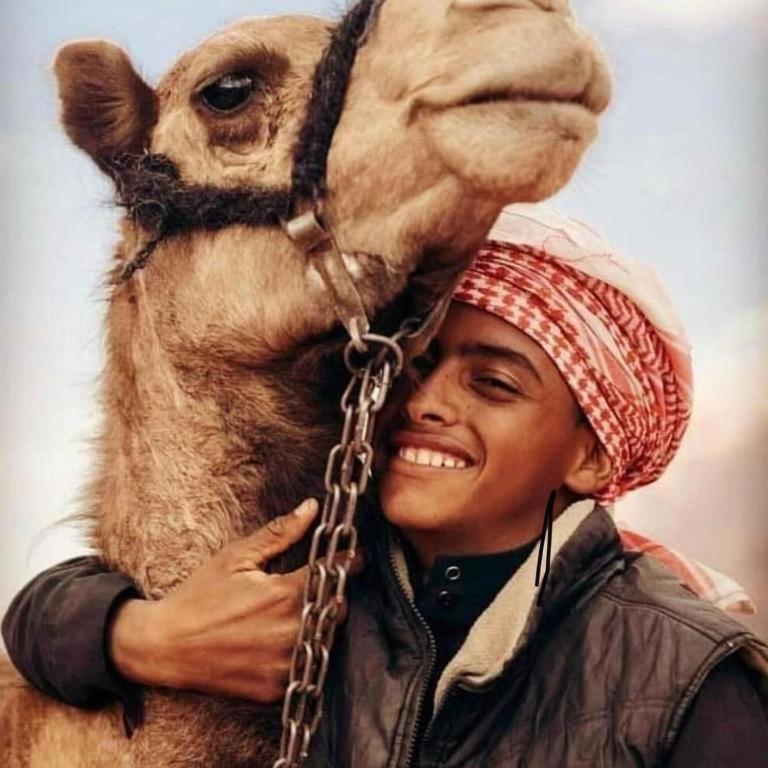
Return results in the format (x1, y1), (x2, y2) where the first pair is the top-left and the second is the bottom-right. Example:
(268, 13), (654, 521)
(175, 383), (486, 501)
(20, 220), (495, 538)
(3, 556), (768, 764)
(667, 653), (768, 767)
(408, 538), (538, 725)
(1, 557), (144, 734)
(413, 541), (539, 671)
(407, 538), (538, 748)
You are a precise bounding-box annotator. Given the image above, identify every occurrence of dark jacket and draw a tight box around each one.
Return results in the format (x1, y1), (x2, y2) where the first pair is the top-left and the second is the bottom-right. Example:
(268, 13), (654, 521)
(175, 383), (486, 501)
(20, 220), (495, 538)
(308, 501), (768, 767)
(1, 557), (144, 731)
(3, 502), (768, 766)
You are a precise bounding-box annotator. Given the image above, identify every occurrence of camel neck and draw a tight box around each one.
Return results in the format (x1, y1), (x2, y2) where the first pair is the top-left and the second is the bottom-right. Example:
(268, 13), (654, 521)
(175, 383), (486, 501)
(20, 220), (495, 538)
(90, 288), (340, 596)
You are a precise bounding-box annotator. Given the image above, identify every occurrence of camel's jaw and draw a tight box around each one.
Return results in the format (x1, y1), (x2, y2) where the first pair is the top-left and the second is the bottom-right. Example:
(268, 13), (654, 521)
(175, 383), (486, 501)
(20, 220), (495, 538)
(428, 94), (599, 193)
(415, 47), (611, 199)
(388, 3), (613, 203)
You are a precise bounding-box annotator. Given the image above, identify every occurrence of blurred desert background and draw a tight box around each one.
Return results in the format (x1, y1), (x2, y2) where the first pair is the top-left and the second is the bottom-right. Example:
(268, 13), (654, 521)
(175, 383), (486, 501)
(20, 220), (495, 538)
(1, 0), (767, 643)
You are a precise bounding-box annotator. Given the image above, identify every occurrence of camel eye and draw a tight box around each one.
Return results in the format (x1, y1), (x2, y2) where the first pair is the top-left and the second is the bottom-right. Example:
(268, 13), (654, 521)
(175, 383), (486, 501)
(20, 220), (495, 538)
(200, 73), (256, 113)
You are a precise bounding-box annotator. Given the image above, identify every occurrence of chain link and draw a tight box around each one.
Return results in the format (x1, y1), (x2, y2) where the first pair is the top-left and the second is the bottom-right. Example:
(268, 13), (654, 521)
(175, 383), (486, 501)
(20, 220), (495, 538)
(272, 316), (420, 768)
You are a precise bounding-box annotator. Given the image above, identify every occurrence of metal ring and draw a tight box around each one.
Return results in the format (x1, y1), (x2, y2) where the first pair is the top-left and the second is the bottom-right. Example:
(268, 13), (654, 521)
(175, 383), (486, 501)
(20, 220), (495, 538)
(445, 565), (461, 582)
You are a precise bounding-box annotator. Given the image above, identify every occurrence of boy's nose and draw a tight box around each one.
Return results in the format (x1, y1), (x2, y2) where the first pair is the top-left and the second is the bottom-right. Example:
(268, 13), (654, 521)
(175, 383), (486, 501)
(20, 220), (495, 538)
(403, 367), (461, 426)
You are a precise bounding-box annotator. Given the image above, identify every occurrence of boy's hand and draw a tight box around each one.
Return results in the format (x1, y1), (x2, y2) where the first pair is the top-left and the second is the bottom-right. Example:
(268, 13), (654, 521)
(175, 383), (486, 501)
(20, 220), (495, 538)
(109, 498), (362, 702)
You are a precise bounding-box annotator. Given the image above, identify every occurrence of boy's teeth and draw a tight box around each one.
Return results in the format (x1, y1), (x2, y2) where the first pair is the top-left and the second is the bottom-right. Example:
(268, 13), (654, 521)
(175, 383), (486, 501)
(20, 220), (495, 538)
(397, 446), (469, 469)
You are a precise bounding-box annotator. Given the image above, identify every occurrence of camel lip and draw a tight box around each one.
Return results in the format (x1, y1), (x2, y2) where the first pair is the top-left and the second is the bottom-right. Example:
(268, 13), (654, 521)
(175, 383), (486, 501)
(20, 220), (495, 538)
(455, 83), (604, 115)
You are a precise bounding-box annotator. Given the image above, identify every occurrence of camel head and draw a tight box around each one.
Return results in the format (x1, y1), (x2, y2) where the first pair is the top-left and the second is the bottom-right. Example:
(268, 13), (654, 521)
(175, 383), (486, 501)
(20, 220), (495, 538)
(54, 0), (610, 360)
(52, 1), (611, 587)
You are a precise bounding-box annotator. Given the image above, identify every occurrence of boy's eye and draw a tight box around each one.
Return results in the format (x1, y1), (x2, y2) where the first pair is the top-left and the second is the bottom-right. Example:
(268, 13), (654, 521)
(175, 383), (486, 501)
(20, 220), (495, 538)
(474, 376), (520, 396)
(410, 344), (440, 376)
(412, 355), (434, 373)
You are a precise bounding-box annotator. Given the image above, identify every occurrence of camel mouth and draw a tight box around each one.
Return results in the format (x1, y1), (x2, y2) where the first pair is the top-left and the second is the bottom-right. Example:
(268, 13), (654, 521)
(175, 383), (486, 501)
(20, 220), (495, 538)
(457, 85), (602, 116)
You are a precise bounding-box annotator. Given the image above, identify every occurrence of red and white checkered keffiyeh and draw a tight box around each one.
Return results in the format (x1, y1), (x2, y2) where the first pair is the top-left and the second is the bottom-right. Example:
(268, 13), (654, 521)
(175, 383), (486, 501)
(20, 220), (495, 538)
(453, 204), (694, 503)
(617, 524), (755, 614)
(452, 204), (755, 615)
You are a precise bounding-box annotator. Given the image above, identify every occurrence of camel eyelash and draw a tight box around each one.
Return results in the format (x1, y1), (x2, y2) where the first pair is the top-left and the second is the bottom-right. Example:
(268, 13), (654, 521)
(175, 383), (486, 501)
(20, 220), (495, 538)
(194, 48), (290, 96)
(193, 54), (290, 146)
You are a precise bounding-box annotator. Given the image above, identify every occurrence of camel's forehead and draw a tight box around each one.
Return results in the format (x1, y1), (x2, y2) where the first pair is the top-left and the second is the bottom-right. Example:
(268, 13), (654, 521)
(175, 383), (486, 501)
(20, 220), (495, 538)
(157, 15), (333, 97)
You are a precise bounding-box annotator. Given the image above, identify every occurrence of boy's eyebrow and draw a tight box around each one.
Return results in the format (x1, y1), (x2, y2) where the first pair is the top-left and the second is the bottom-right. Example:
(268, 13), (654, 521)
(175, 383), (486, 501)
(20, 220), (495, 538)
(456, 342), (543, 383)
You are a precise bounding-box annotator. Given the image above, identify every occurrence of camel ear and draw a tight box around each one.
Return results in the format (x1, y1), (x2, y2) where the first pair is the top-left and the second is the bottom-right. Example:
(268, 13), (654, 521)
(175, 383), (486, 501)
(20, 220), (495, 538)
(54, 41), (157, 173)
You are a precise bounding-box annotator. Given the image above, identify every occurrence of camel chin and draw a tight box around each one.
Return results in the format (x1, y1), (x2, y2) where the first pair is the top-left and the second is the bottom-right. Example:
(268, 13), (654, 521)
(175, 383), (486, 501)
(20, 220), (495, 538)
(424, 100), (598, 200)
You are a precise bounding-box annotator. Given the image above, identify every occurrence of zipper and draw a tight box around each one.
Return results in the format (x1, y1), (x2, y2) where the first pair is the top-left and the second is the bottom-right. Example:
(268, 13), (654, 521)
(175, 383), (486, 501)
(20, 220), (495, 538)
(416, 685), (458, 766)
(387, 541), (533, 768)
(387, 539), (437, 768)
(419, 654), (526, 767)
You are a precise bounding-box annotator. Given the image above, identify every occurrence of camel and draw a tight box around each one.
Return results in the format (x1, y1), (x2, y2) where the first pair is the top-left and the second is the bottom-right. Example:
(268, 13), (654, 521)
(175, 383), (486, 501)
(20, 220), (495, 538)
(0, 1), (611, 765)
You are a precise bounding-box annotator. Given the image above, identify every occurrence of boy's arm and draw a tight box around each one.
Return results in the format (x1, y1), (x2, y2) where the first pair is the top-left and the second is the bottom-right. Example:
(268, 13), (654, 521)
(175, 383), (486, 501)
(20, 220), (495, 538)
(666, 653), (768, 767)
(1, 557), (144, 729)
(2, 501), (357, 728)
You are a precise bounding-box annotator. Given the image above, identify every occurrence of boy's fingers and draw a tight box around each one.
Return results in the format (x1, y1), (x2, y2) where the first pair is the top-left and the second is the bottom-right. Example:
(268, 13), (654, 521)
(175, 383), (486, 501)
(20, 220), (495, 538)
(344, 551), (365, 575)
(233, 499), (319, 569)
(336, 597), (349, 624)
(282, 551), (364, 585)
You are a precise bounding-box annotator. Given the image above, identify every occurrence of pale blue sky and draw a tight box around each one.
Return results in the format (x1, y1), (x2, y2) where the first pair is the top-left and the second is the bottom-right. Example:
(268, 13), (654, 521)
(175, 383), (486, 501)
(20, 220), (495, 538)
(2, 1), (767, 630)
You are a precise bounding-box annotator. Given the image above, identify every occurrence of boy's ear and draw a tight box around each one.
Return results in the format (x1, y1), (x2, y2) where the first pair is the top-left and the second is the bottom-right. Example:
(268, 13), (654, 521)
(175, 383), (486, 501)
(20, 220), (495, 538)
(54, 41), (157, 173)
(564, 429), (613, 498)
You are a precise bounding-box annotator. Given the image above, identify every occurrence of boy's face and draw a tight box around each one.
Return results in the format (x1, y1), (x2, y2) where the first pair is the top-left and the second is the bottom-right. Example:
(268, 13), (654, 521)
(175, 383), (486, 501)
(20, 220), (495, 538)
(380, 302), (596, 561)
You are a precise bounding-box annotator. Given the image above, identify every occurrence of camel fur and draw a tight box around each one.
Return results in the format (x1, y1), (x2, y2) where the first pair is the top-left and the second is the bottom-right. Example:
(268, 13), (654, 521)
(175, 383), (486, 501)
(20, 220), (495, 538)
(0, 1), (611, 765)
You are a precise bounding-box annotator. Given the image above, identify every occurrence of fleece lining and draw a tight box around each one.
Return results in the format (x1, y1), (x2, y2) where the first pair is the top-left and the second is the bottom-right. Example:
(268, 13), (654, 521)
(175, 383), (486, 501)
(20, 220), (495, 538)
(390, 499), (596, 710)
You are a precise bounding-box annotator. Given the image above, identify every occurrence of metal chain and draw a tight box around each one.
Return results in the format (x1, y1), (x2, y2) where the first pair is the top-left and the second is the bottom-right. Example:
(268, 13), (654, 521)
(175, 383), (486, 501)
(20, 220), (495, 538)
(272, 316), (423, 768)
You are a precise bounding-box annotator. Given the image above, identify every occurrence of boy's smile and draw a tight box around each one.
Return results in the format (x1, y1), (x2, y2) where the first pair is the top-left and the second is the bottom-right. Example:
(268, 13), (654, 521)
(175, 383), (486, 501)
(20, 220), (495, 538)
(390, 430), (476, 470)
(380, 302), (608, 567)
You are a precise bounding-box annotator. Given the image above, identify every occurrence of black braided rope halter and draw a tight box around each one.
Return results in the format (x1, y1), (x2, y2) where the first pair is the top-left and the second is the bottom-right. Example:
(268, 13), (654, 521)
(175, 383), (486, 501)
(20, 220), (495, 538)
(113, 0), (382, 281)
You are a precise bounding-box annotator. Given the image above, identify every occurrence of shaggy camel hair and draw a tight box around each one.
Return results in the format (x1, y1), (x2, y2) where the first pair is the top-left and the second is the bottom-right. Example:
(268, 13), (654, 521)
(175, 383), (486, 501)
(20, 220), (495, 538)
(0, 1), (611, 765)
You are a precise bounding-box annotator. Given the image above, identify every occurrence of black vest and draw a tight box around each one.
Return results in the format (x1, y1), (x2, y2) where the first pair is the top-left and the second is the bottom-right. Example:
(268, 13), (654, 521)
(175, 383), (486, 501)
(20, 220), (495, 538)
(309, 506), (768, 767)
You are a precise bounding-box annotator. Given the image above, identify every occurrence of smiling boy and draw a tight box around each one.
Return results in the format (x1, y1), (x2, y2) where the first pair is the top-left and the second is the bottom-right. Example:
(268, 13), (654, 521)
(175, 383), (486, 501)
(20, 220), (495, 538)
(384, 301), (608, 564)
(3, 206), (768, 767)
(308, 204), (768, 767)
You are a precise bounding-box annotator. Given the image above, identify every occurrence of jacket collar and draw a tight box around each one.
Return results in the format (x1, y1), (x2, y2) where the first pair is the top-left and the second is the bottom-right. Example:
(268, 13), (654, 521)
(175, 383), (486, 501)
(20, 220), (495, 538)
(385, 499), (626, 710)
